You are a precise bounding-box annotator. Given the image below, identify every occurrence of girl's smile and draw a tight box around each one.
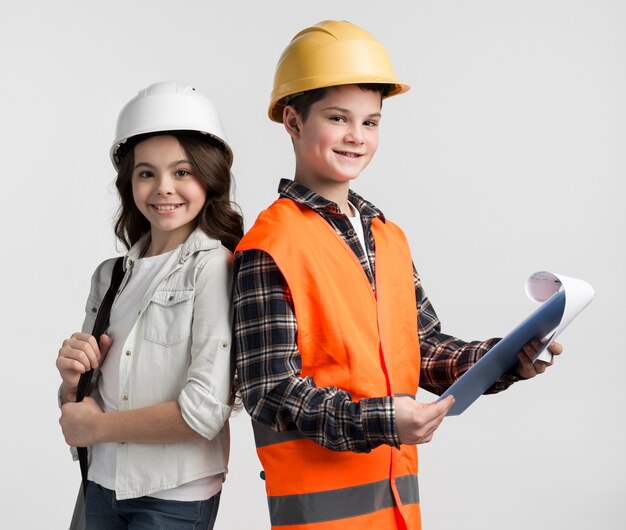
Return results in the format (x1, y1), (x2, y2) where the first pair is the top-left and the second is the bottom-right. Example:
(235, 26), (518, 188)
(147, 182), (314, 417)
(150, 202), (185, 213)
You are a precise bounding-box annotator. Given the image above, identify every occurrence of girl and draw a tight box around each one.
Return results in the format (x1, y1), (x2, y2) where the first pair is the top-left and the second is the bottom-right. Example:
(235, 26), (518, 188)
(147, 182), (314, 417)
(57, 81), (243, 529)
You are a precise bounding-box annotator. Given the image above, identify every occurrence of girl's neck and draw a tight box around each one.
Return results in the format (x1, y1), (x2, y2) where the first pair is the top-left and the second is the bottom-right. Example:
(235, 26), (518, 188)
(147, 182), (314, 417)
(143, 225), (194, 257)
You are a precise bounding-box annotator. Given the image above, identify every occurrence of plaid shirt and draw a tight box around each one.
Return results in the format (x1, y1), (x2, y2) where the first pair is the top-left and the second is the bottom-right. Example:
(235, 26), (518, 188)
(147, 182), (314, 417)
(233, 179), (515, 453)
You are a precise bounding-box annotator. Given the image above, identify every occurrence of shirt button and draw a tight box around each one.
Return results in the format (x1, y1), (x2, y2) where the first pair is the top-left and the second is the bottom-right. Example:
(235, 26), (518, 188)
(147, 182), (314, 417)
(122, 394), (129, 401)
(347, 229), (356, 237)
(91, 307), (97, 313)
(125, 350), (132, 356)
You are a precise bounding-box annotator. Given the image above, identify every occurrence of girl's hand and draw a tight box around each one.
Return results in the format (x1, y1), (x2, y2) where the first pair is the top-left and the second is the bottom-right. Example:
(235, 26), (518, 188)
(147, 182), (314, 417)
(56, 333), (112, 403)
(59, 397), (104, 446)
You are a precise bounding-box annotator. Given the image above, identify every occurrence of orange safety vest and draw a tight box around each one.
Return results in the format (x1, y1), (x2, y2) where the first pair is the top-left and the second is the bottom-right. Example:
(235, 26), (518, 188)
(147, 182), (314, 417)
(236, 198), (421, 530)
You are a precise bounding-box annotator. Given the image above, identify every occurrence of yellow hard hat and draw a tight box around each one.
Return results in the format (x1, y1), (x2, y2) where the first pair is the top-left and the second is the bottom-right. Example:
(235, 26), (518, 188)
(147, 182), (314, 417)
(269, 20), (410, 122)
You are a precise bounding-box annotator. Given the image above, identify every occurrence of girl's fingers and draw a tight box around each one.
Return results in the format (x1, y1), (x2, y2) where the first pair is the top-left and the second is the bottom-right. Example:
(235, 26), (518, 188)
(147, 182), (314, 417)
(60, 337), (100, 368)
(56, 356), (86, 374)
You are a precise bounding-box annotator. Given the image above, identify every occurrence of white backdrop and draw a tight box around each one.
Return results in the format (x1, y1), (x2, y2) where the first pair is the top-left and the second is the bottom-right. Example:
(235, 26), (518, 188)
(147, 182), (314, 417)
(1, 1), (624, 529)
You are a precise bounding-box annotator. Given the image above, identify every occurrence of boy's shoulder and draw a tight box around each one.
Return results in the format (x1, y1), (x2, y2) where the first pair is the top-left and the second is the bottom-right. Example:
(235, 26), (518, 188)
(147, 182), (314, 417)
(238, 199), (328, 259)
(241, 198), (310, 240)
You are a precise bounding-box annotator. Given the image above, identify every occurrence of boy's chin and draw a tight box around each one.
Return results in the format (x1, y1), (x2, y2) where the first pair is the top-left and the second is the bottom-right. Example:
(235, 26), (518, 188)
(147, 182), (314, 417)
(326, 172), (362, 183)
(321, 177), (360, 187)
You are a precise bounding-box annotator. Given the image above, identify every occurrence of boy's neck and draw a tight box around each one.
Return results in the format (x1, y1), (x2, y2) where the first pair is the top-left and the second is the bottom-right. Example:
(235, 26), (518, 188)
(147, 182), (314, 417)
(294, 174), (353, 216)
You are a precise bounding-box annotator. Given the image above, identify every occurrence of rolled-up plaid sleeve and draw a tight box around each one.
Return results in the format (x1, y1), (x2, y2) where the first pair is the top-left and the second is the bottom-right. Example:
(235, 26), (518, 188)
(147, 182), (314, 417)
(233, 249), (399, 453)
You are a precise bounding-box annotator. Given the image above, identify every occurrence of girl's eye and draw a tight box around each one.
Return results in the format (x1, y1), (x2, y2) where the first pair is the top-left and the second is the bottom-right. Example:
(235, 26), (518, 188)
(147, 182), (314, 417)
(138, 171), (153, 179)
(175, 169), (191, 177)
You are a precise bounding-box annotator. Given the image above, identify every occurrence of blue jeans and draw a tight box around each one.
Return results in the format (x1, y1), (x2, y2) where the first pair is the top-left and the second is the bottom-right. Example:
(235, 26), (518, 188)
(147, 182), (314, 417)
(85, 481), (220, 529)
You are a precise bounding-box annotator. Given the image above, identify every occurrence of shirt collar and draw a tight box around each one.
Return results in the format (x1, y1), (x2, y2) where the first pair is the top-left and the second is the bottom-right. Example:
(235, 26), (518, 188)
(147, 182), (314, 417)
(277, 178), (386, 222)
(124, 226), (221, 269)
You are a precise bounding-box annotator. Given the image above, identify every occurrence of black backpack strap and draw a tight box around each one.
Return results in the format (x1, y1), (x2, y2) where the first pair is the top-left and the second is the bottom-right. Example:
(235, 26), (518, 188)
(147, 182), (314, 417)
(75, 257), (125, 496)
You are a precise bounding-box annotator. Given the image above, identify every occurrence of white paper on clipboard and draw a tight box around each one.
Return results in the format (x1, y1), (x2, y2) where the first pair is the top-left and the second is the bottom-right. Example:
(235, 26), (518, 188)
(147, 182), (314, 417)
(438, 271), (594, 416)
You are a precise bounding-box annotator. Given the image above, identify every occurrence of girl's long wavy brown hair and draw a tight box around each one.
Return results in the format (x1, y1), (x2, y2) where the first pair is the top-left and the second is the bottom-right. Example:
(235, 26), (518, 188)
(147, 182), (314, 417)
(114, 131), (244, 253)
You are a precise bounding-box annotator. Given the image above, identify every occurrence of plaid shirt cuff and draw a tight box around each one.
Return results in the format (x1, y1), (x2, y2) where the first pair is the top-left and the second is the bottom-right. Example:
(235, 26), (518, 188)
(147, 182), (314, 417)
(361, 396), (400, 449)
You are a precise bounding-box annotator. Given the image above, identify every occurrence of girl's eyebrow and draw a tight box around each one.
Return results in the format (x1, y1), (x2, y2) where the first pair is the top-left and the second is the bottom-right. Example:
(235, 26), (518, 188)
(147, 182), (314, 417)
(133, 159), (191, 170)
(320, 106), (381, 118)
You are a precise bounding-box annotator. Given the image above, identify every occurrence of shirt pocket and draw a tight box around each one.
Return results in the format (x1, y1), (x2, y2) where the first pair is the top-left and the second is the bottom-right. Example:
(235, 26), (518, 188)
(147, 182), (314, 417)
(144, 289), (194, 346)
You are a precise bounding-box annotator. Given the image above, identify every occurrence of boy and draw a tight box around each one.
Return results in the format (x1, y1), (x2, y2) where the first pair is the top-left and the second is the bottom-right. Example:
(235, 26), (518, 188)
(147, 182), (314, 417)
(233, 20), (561, 530)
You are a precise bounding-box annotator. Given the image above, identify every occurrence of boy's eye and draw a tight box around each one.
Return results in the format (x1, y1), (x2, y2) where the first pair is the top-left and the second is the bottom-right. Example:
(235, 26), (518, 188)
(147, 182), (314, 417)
(364, 120), (379, 128)
(329, 115), (347, 123)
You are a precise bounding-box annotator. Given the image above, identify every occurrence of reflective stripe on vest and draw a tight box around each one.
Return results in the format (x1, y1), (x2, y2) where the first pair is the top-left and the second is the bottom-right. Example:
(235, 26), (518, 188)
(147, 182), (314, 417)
(269, 474), (419, 526)
(253, 420), (305, 448)
(236, 199), (421, 529)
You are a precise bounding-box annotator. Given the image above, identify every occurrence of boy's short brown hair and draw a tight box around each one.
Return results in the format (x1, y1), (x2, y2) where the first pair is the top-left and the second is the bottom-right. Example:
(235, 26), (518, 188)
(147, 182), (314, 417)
(284, 83), (392, 122)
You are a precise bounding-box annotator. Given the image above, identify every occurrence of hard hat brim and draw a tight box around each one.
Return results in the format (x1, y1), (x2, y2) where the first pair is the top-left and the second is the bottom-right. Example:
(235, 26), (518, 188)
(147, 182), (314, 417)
(269, 79), (410, 123)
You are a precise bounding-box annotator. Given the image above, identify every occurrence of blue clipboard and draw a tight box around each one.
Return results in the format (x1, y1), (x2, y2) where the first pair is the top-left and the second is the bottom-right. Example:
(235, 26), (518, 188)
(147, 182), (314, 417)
(439, 289), (566, 416)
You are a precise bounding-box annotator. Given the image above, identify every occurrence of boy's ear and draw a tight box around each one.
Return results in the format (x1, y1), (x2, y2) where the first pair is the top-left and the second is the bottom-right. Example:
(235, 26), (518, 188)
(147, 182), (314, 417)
(283, 106), (301, 139)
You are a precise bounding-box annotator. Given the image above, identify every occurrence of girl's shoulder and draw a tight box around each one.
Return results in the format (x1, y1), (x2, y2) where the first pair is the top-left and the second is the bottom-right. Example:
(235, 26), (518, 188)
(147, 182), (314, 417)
(191, 242), (233, 272)
(81, 256), (124, 317)
(89, 256), (124, 293)
(183, 230), (233, 270)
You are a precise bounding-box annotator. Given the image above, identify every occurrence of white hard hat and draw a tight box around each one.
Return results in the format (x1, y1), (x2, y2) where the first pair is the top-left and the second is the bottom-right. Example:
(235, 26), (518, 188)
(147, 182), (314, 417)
(110, 81), (233, 169)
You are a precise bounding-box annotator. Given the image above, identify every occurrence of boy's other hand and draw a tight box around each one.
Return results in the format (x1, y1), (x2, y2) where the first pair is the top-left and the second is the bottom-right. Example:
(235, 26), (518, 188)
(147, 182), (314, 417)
(394, 395), (455, 445)
(516, 339), (563, 379)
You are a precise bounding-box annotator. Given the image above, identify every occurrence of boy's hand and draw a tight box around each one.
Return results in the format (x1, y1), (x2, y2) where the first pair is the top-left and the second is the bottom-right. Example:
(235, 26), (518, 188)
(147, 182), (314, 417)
(56, 332), (112, 403)
(516, 339), (563, 379)
(59, 397), (104, 446)
(394, 395), (455, 445)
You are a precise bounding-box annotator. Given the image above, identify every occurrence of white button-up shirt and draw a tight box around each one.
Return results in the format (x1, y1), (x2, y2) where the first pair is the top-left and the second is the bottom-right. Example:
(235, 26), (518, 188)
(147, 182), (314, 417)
(81, 228), (233, 500)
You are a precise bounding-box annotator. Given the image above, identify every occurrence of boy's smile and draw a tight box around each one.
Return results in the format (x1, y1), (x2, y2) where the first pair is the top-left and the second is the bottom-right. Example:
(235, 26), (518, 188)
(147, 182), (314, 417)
(286, 84), (382, 201)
